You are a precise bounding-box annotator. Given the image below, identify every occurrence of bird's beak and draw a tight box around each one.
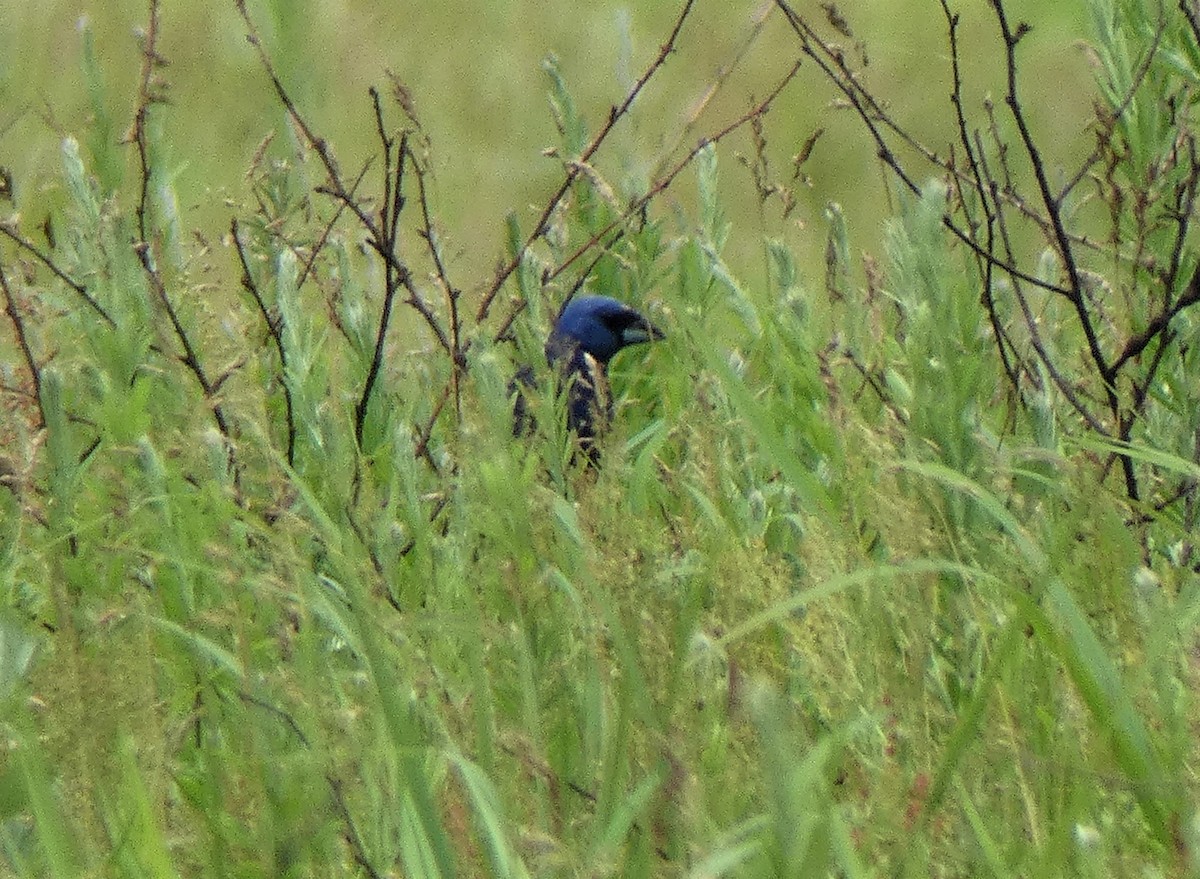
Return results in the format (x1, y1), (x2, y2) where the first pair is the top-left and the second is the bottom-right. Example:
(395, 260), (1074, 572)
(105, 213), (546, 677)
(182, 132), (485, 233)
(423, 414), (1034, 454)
(621, 318), (665, 346)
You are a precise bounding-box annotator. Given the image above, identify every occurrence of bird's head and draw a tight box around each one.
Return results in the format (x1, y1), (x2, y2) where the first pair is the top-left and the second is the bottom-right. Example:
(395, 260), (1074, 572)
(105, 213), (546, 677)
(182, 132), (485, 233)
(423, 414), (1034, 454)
(546, 295), (664, 366)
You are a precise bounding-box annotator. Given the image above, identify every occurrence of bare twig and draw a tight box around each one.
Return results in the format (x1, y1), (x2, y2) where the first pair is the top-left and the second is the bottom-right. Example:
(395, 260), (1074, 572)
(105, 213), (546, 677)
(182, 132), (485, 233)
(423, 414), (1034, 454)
(1159, 133), (1198, 310)
(840, 343), (908, 427)
(486, 59), (802, 356)
(239, 691), (311, 746)
(772, 0), (1073, 299)
(0, 256), (45, 428)
(412, 381), (453, 471)
(0, 224), (113, 326)
(548, 59), (804, 286)
(234, 2), (377, 234)
(238, 0), (457, 457)
(1058, 8), (1166, 203)
(1112, 258), (1200, 378)
(232, 218), (297, 467)
(984, 123), (1109, 434)
(239, 0), (450, 363)
(296, 160), (373, 289)
(491, 241), (616, 349)
(355, 128), (411, 450)
(993, 2), (1105, 350)
(652, 0), (774, 181)
(991, 0), (1134, 496)
(477, 0), (699, 322)
(939, 0), (1023, 400)
(1183, 0), (1200, 46)
(132, 0), (238, 479)
(414, 150), (465, 419)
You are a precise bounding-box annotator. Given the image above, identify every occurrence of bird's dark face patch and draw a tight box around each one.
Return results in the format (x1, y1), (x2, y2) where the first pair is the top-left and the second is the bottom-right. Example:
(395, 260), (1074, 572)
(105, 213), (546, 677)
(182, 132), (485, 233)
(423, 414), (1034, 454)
(549, 295), (664, 365)
(603, 309), (665, 350)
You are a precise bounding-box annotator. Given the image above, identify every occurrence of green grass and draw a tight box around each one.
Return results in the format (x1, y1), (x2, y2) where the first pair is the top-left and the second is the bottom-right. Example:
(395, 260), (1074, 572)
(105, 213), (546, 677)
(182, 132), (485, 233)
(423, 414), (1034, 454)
(1, 1), (1198, 877)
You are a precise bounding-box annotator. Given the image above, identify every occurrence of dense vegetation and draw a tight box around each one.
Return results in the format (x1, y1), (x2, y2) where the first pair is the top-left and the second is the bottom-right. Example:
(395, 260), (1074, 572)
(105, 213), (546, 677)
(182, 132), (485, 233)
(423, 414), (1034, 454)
(1, 0), (1198, 876)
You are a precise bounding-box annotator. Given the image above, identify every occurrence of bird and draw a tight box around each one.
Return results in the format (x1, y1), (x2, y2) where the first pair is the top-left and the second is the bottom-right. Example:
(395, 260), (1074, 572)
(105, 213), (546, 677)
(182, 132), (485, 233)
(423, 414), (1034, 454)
(512, 295), (664, 464)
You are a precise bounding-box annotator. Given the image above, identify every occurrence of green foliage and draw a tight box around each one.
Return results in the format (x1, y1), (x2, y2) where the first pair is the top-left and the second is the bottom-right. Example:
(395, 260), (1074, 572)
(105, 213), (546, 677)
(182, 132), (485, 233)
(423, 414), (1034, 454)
(0, 3), (1198, 879)
(884, 183), (994, 533)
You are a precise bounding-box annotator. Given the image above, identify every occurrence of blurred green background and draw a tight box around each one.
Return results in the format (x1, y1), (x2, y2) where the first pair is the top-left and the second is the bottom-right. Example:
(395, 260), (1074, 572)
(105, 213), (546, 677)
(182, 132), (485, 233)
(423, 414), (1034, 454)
(1, 0), (1094, 293)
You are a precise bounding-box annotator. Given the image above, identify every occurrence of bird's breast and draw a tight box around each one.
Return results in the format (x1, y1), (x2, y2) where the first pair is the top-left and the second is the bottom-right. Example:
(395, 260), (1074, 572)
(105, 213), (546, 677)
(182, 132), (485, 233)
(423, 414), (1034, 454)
(580, 352), (611, 421)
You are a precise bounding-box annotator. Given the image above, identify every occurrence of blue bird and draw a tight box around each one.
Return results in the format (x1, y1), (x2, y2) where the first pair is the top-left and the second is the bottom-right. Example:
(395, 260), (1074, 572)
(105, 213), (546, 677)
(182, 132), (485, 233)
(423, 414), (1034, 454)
(513, 295), (664, 464)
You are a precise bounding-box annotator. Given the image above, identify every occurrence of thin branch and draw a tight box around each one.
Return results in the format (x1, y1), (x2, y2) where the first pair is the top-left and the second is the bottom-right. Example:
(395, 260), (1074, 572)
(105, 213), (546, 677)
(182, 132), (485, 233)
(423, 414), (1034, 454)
(557, 245), (615, 324)
(476, 0), (698, 322)
(412, 380), (453, 469)
(772, 0), (1073, 299)
(548, 59), (804, 286)
(372, 87), (396, 249)
(993, 1), (1104, 348)
(232, 218), (297, 467)
(296, 160), (373, 290)
(234, 1), (381, 238)
(307, 180), (453, 356)
(840, 344), (908, 427)
(239, 691), (311, 746)
(238, 2), (445, 368)
(940, 0), (1023, 399)
(486, 60), (801, 358)
(414, 151), (465, 420)
(1183, 0), (1200, 47)
(0, 224), (113, 326)
(396, 493), (451, 560)
(483, 60), (801, 357)
(994, 0), (1141, 502)
(491, 242), (616, 354)
(133, 0), (238, 476)
(1009, 274), (1109, 435)
(356, 131), (411, 450)
(806, 0), (1106, 261)
(1111, 260), (1200, 376)
(973, 130), (1029, 396)
(993, 0), (1133, 495)
(651, 0), (774, 182)
(237, 3), (456, 450)
(1058, 7), (1166, 203)
(1128, 325), (1173, 421)
(0, 256), (45, 428)
(1159, 134), (1198, 310)
(984, 120), (1109, 434)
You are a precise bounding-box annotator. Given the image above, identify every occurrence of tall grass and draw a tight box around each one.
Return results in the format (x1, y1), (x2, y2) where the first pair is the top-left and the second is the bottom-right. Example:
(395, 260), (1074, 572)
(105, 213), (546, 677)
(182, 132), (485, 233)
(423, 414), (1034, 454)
(1, 1), (1198, 878)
